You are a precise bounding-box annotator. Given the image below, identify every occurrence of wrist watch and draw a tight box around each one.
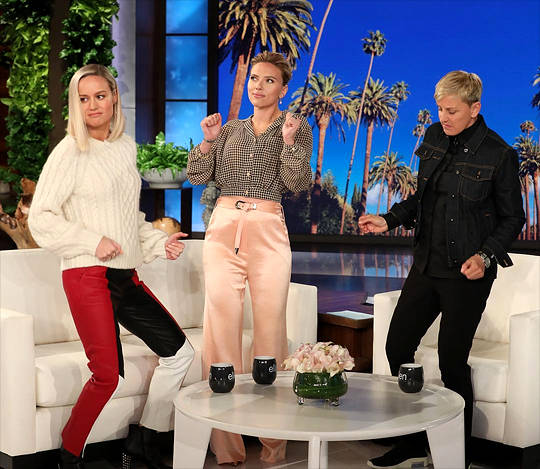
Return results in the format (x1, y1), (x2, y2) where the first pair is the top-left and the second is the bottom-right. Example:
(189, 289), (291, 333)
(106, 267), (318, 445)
(476, 251), (491, 269)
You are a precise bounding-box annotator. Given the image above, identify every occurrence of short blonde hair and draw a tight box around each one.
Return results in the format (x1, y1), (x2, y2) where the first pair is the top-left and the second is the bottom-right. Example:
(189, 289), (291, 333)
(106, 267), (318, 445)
(67, 64), (125, 152)
(251, 51), (292, 85)
(434, 70), (482, 105)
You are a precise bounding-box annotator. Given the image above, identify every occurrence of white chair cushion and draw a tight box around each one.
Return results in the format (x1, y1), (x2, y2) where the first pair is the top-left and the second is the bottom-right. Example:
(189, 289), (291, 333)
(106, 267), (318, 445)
(35, 328), (255, 407)
(35, 337), (158, 407)
(416, 338), (508, 403)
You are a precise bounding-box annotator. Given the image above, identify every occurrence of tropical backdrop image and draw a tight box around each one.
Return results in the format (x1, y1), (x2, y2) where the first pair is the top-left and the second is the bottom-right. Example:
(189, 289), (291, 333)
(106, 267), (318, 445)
(206, 0), (540, 240)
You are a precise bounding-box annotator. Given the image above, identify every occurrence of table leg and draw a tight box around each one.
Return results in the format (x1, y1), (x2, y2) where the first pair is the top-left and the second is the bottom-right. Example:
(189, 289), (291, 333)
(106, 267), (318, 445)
(427, 411), (465, 469)
(308, 436), (321, 469)
(307, 437), (328, 469)
(320, 440), (328, 469)
(173, 409), (212, 469)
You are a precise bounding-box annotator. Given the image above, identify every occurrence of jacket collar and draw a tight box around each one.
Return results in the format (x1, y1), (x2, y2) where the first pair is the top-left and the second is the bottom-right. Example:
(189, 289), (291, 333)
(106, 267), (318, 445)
(436, 114), (488, 155)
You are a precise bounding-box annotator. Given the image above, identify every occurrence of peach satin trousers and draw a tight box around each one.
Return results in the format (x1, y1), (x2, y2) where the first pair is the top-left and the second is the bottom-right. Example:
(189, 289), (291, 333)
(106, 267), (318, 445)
(202, 196), (291, 464)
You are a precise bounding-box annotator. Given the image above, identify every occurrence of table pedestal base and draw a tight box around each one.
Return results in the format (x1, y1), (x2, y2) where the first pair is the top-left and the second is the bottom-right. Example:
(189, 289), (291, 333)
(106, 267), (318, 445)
(427, 411), (465, 468)
(173, 409), (211, 469)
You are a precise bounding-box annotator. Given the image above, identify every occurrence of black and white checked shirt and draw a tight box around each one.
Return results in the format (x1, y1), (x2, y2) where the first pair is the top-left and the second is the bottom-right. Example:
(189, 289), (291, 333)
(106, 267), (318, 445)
(187, 111), (313, 202)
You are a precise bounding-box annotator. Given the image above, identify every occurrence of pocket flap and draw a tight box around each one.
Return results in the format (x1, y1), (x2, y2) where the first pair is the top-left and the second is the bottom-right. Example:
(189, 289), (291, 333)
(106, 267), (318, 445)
(415, 142), (445, 160)
(460, 164), (494, 182)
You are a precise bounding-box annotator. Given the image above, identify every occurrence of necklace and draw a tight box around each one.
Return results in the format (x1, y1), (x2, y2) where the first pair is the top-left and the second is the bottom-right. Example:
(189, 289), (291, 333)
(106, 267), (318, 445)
(252, 109), (282, 136)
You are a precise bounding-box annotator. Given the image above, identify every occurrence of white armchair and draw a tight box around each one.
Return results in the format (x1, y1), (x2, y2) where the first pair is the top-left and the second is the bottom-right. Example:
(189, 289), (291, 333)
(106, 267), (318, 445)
(372, 254), (540, 460)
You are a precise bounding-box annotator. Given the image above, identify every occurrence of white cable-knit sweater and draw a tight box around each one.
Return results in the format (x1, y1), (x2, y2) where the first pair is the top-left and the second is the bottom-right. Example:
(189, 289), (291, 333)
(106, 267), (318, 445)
(29, 134), (168, 271)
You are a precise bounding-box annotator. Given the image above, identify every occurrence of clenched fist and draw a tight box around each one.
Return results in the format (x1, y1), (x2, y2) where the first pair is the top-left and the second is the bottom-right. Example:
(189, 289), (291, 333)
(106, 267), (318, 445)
(282, 112), (302, 145)
(201, 113), (222, 142)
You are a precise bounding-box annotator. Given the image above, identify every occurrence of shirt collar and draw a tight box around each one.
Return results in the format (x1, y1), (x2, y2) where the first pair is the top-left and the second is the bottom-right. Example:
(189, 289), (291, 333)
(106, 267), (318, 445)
(455, 114), (488, 154)
(243, 111), (286, 136)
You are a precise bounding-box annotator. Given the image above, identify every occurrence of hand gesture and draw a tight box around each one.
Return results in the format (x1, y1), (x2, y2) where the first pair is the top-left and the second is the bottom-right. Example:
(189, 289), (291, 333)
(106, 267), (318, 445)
(201, 113), (222, 142)
(460, 254), (485, 280)
(165, 232), (189, 260)
(282, 112), (302, 145)
(96, 236), (123, 261)
(358, 215), (388, 234)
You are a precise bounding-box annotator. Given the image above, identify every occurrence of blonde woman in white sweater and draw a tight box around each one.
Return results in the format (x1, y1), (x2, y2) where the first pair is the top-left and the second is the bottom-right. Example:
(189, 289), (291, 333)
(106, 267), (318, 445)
(29, 64), (194, 469)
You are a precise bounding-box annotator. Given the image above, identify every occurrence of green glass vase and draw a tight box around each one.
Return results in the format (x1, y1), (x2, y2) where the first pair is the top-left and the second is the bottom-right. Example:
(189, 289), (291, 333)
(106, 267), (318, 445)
(293, 371), (348, 406)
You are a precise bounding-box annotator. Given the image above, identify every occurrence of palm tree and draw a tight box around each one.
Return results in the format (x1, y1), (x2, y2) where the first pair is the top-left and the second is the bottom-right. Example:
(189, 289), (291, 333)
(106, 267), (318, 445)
(376, 81), (410, 214)
(338, 30), (387, 233)
(219, 0), (313, 121)
(520, 120), (537, 138)
(345, 78), (396, 226)
(408, 109), (432, 168)
(290, 72), (355, 233)
(532, 67), (540, 110)
(297, 0), (334, 111)
(519, 162), (532, 239)
(515, 135), (540, 240)
(369, 151), (407, 213)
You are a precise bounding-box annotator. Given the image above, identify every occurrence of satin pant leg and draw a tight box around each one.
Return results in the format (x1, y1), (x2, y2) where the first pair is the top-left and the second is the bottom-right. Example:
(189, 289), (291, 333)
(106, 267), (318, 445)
(202, 206), (248, 464)
(246, 209), (291, 463)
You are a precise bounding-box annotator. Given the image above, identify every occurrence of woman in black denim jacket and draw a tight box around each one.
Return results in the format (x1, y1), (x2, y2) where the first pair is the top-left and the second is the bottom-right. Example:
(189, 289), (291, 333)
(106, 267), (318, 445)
(359, 71), (525, 469)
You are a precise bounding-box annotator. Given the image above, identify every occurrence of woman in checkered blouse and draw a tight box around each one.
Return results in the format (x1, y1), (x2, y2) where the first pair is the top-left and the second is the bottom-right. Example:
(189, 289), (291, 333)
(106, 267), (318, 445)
(187, 51), (313, 466)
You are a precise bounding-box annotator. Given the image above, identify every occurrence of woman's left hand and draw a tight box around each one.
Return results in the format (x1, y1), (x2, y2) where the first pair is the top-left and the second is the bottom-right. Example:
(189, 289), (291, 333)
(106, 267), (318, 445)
(165, 232), (189, 260)
(460, 254), (486, 280)
(282, 112), (302, 146)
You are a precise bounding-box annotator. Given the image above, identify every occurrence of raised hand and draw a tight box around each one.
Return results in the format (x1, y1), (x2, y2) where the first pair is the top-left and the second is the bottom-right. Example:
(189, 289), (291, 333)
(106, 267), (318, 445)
(96, 236), (123, 261)
(200, 113), (222, 142)
(282, 112), (302, 145)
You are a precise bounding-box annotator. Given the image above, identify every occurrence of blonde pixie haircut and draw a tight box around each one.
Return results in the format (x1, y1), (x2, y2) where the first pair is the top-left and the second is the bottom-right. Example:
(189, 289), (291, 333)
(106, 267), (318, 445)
(434, 70), (483, 105)
(251, 51), (292, 85)
(67, 64), (125, 152)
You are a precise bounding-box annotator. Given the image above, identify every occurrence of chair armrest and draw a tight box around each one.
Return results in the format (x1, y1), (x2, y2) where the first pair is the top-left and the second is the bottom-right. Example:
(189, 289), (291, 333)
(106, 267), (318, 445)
(503, 309), (540, 447)
(0, 308), (36, 455)
(285, 282), (318, 353)
(373, 291), (401, 376)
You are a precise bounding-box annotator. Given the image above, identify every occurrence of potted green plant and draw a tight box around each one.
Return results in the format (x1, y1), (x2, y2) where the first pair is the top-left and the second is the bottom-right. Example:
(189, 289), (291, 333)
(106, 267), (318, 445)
(137, 132), (191, 189)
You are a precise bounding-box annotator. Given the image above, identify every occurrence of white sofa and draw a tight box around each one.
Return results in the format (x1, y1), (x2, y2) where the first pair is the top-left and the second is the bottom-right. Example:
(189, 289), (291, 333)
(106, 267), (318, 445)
(373, 254), (540, 458)
(0, 239), (317, 465)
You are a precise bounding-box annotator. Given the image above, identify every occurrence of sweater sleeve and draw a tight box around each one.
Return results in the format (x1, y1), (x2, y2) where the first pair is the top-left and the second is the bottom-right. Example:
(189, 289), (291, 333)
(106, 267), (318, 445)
(280, 116), (313, 192)
(138, 211), (168, 263)
(28, 137), (103, 258)
(187, 120), (234, 185)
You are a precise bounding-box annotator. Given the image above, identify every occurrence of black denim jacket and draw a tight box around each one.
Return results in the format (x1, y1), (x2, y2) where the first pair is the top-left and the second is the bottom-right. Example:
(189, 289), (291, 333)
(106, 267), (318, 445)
(384, 115), (525, 268)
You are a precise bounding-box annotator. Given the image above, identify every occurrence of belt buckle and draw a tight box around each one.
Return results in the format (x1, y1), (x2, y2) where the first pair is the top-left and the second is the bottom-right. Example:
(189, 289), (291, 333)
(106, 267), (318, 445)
(235, 200), (245, 209)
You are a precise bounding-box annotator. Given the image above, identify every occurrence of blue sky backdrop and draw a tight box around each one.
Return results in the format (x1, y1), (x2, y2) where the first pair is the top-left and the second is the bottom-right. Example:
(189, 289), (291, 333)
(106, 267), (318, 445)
(218, 0), (540, 215)
(164, 0), (539, 231)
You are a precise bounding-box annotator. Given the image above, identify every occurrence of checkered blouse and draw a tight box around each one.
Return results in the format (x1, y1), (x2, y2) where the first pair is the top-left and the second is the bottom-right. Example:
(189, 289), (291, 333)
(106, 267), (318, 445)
(187, 111), (313, 202)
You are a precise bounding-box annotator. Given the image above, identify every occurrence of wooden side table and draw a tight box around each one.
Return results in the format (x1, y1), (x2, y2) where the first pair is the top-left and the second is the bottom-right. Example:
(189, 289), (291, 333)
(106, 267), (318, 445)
(317, 310), (374, 372)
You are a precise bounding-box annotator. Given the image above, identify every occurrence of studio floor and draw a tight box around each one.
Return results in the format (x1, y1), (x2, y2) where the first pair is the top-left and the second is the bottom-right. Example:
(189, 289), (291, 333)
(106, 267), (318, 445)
(84, 424), (526, 469)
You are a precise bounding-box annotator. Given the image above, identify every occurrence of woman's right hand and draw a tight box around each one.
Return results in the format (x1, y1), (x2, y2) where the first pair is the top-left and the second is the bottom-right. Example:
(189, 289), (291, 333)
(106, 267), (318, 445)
(358, 214), (388, 234)
(95, 236), (123, 261)
(201, 113), (222, 142)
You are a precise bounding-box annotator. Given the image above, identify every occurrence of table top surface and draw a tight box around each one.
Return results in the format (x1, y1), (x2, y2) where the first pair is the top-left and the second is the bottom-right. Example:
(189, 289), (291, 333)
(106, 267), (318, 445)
(173, 371), (464, 441)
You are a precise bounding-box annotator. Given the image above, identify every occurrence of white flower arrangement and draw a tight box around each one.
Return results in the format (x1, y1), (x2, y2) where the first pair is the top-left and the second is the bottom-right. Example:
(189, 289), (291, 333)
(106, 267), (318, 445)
(283, 342), (355, 377)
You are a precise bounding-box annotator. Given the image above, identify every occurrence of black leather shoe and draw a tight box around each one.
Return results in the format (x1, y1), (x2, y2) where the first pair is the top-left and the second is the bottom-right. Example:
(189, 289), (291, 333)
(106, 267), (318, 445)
(121, 424), (172, 469)
(367, 443), (430, 468)
(58, 446), (85, 469)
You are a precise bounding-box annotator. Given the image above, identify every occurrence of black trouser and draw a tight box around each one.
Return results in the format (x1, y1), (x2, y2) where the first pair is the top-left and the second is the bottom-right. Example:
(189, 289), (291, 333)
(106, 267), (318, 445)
(385, 265), (494, 452)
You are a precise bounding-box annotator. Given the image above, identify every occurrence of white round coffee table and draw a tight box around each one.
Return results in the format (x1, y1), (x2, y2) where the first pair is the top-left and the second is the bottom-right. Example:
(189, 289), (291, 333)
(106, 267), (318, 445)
(173, 371), (464, 468)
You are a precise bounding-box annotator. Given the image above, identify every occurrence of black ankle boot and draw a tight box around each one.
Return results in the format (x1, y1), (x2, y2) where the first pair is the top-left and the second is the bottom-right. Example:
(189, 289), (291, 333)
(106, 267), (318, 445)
(58, 446), (85, 469)
(121, 424), (172, 469)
